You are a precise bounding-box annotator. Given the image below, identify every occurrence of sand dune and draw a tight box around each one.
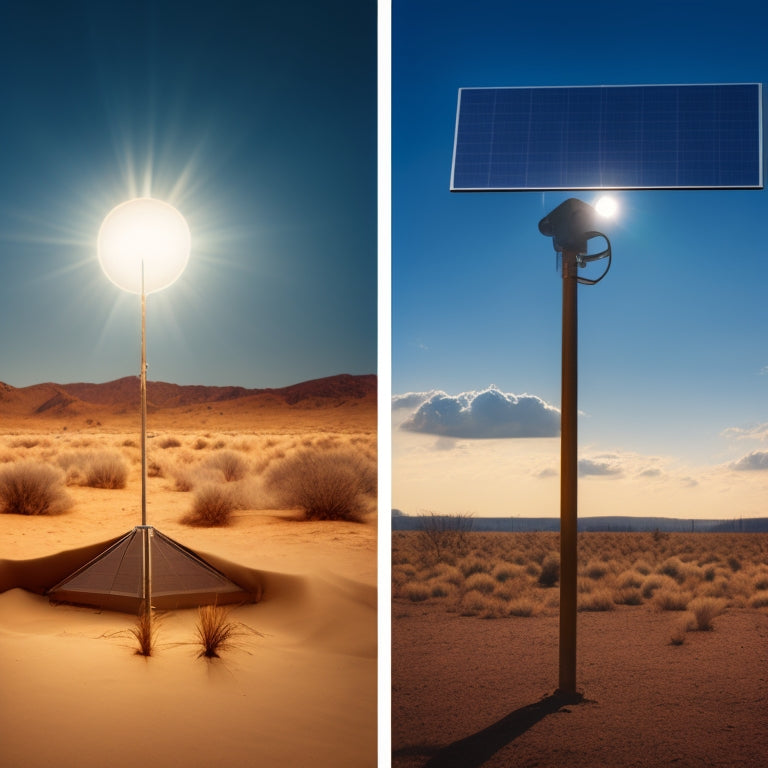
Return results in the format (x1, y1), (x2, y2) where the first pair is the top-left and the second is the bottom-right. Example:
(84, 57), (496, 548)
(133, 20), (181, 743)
(0, 380), (377, 768)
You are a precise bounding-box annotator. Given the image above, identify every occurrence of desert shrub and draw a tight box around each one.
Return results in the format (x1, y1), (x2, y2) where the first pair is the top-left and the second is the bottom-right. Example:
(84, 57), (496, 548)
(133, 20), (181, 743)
(688, 596), (727, 630)
(11, 437), (41, 449)
(653, 588), (692, 611)
(459, 556), (490, 578)
(479, 596), (508, 619)
(641, 573), (677, 599)
(616, 569), (644, 590)
(748, 591), (768, 610)
(192, 438), (208, 450)
(538, 553), (560, 587)
(614, 587), (644, 606)
(428, 580), (455, 599)
(182, 484), (236, 527)
(196, 605), (239, 658)
(507, 597), (537, 617)
(464, 572), (496, 595)
(83, 451), (128, 489)
(265, 448), (375, 521)
(414, 512), (474, 562)
(159, 436), (182, 449)
(204, 450), (249, 482)
(0, 461), (72, 516)
(633, 559), (653, 575)
(753, 570), (768, 592)
(670, 616), (693, 646)
(493, 562), (523, 583)
(436, 563), (464, 586)
(657, 557), (685, 582)
(583, 560), (610, 580)
(578, 588), (615, 612)
(727, 556), (742, 572)
(460, 589), (487, 616)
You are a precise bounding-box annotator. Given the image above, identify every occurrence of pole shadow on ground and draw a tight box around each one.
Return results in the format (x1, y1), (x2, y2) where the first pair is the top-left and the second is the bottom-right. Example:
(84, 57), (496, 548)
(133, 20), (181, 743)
(413, 691), (583, 768)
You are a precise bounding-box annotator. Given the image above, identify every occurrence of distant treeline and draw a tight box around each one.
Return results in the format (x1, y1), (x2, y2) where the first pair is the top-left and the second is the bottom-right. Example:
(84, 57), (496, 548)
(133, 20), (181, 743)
(391, 512), (768, 533)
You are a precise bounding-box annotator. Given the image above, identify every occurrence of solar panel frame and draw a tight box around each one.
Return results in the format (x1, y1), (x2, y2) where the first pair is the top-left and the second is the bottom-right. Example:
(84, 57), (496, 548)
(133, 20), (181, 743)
(450, 83), (763, 191)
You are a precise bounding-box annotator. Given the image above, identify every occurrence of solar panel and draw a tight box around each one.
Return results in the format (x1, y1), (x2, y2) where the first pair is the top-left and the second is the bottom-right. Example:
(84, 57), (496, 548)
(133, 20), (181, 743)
(451, 84), (763, 191)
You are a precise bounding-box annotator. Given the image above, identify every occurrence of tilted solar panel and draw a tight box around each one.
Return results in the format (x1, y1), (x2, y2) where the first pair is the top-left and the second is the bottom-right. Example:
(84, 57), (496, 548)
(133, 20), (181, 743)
(451, 84), (763, 191)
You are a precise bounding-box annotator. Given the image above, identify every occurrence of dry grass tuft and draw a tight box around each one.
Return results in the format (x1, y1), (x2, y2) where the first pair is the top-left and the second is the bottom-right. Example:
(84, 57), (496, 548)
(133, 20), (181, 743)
(653, 587), (692, 611)
(578, 588), (615, 612)
(130, 609), (158, 656)
(688, 596), (727, 630)
(196, 604), (240, 658)
(0, 461), (72, 515)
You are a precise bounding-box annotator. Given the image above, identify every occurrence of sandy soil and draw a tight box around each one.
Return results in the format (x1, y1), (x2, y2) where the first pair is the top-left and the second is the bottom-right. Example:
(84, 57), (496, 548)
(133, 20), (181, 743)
(392, 601), (768, 768)
(0, 414), (377, 768)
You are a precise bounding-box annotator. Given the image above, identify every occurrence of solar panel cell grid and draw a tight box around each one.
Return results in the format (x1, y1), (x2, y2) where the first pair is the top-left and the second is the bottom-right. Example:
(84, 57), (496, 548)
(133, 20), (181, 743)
(451, 83), (762, 190)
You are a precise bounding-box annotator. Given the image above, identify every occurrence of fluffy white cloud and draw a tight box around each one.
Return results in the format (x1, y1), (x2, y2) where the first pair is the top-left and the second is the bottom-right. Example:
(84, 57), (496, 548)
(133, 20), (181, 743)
(398, 386), (560, 439)
(391, 391), (437, 410)
(731, 451), (768, 471)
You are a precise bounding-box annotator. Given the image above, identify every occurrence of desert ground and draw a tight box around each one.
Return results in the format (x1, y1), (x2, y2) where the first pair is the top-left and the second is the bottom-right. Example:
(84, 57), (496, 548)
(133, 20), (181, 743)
(392, 530), (768, 768)
(0, 376), (377, 768)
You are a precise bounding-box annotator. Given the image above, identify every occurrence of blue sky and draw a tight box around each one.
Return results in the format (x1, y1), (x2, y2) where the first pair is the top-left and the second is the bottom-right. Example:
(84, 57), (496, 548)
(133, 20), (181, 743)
(392, 0), (768, 519)
(0, 0), (376, 389)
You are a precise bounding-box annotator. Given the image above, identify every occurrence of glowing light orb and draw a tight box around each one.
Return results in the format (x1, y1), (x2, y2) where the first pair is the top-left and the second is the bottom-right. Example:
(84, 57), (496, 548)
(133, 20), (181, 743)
(98, 197), (191, 294)
(594, 195), (619, 218)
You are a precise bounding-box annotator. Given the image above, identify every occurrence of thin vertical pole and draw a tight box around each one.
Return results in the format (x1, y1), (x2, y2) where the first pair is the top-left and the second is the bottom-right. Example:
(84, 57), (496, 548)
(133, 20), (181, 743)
(558, 249), (578, 695)
(140, 262), (151, 625)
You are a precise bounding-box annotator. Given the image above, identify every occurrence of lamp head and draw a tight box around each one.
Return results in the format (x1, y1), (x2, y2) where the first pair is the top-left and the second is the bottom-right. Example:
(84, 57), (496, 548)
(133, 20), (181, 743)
(538, 197), (599, 254)
(98, 197), (191, 294)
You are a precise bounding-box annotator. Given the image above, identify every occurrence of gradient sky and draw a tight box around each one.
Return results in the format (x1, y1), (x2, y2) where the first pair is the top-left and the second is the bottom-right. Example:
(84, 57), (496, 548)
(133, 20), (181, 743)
(0, 0), (376, 389)
(392, 0), (768, 519)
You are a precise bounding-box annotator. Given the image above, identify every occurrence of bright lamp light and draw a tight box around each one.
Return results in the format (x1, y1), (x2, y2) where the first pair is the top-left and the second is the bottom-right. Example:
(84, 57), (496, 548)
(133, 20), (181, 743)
(98, 197), (191, 294)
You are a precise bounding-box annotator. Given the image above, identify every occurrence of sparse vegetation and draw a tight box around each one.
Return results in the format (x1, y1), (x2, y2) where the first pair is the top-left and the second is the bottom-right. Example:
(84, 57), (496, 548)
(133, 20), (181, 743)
(0, 461), (72, 515)
(393, 530), (768, 621)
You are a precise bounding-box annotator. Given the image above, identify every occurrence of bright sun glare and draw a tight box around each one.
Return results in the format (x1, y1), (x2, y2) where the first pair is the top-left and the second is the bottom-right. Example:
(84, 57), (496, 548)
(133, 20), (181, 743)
(594, 195), (619, 218)
(97, 197), (191, 294)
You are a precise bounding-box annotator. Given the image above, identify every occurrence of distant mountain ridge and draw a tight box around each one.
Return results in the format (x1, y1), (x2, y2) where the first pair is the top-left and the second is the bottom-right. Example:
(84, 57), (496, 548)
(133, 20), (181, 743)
(0, 373), (376, 420)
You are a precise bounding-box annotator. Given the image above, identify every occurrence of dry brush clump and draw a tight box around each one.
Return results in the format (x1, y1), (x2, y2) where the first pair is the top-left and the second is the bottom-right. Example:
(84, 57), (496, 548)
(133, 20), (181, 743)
(393, 530), (768, 621)
(57, 450), (128, 489)
(182, 484), (237, 527)
(265, 447), (376, 521)
(0, 461), (72, 515)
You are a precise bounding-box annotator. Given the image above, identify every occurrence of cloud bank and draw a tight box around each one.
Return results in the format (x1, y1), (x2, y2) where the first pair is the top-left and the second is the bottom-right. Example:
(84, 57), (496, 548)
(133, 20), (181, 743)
(398, 386), (560, 439)
(731, 451), (768, 471)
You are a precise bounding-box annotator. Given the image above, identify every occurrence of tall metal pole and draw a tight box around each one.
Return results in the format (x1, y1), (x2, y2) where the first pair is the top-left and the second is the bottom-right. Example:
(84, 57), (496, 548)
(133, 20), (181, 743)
(140, 262), (151, 626)
(558, 249), (579, 695)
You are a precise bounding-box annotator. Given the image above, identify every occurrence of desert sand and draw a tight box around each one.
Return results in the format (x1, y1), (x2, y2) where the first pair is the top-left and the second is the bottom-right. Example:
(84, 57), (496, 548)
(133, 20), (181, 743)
(0, 376), (377, 768)
(392, 532), (768, 768)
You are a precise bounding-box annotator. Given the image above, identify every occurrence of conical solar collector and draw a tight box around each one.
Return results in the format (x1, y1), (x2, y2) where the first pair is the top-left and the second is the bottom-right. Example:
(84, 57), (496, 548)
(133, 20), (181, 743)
(48, 527), (251, 613)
